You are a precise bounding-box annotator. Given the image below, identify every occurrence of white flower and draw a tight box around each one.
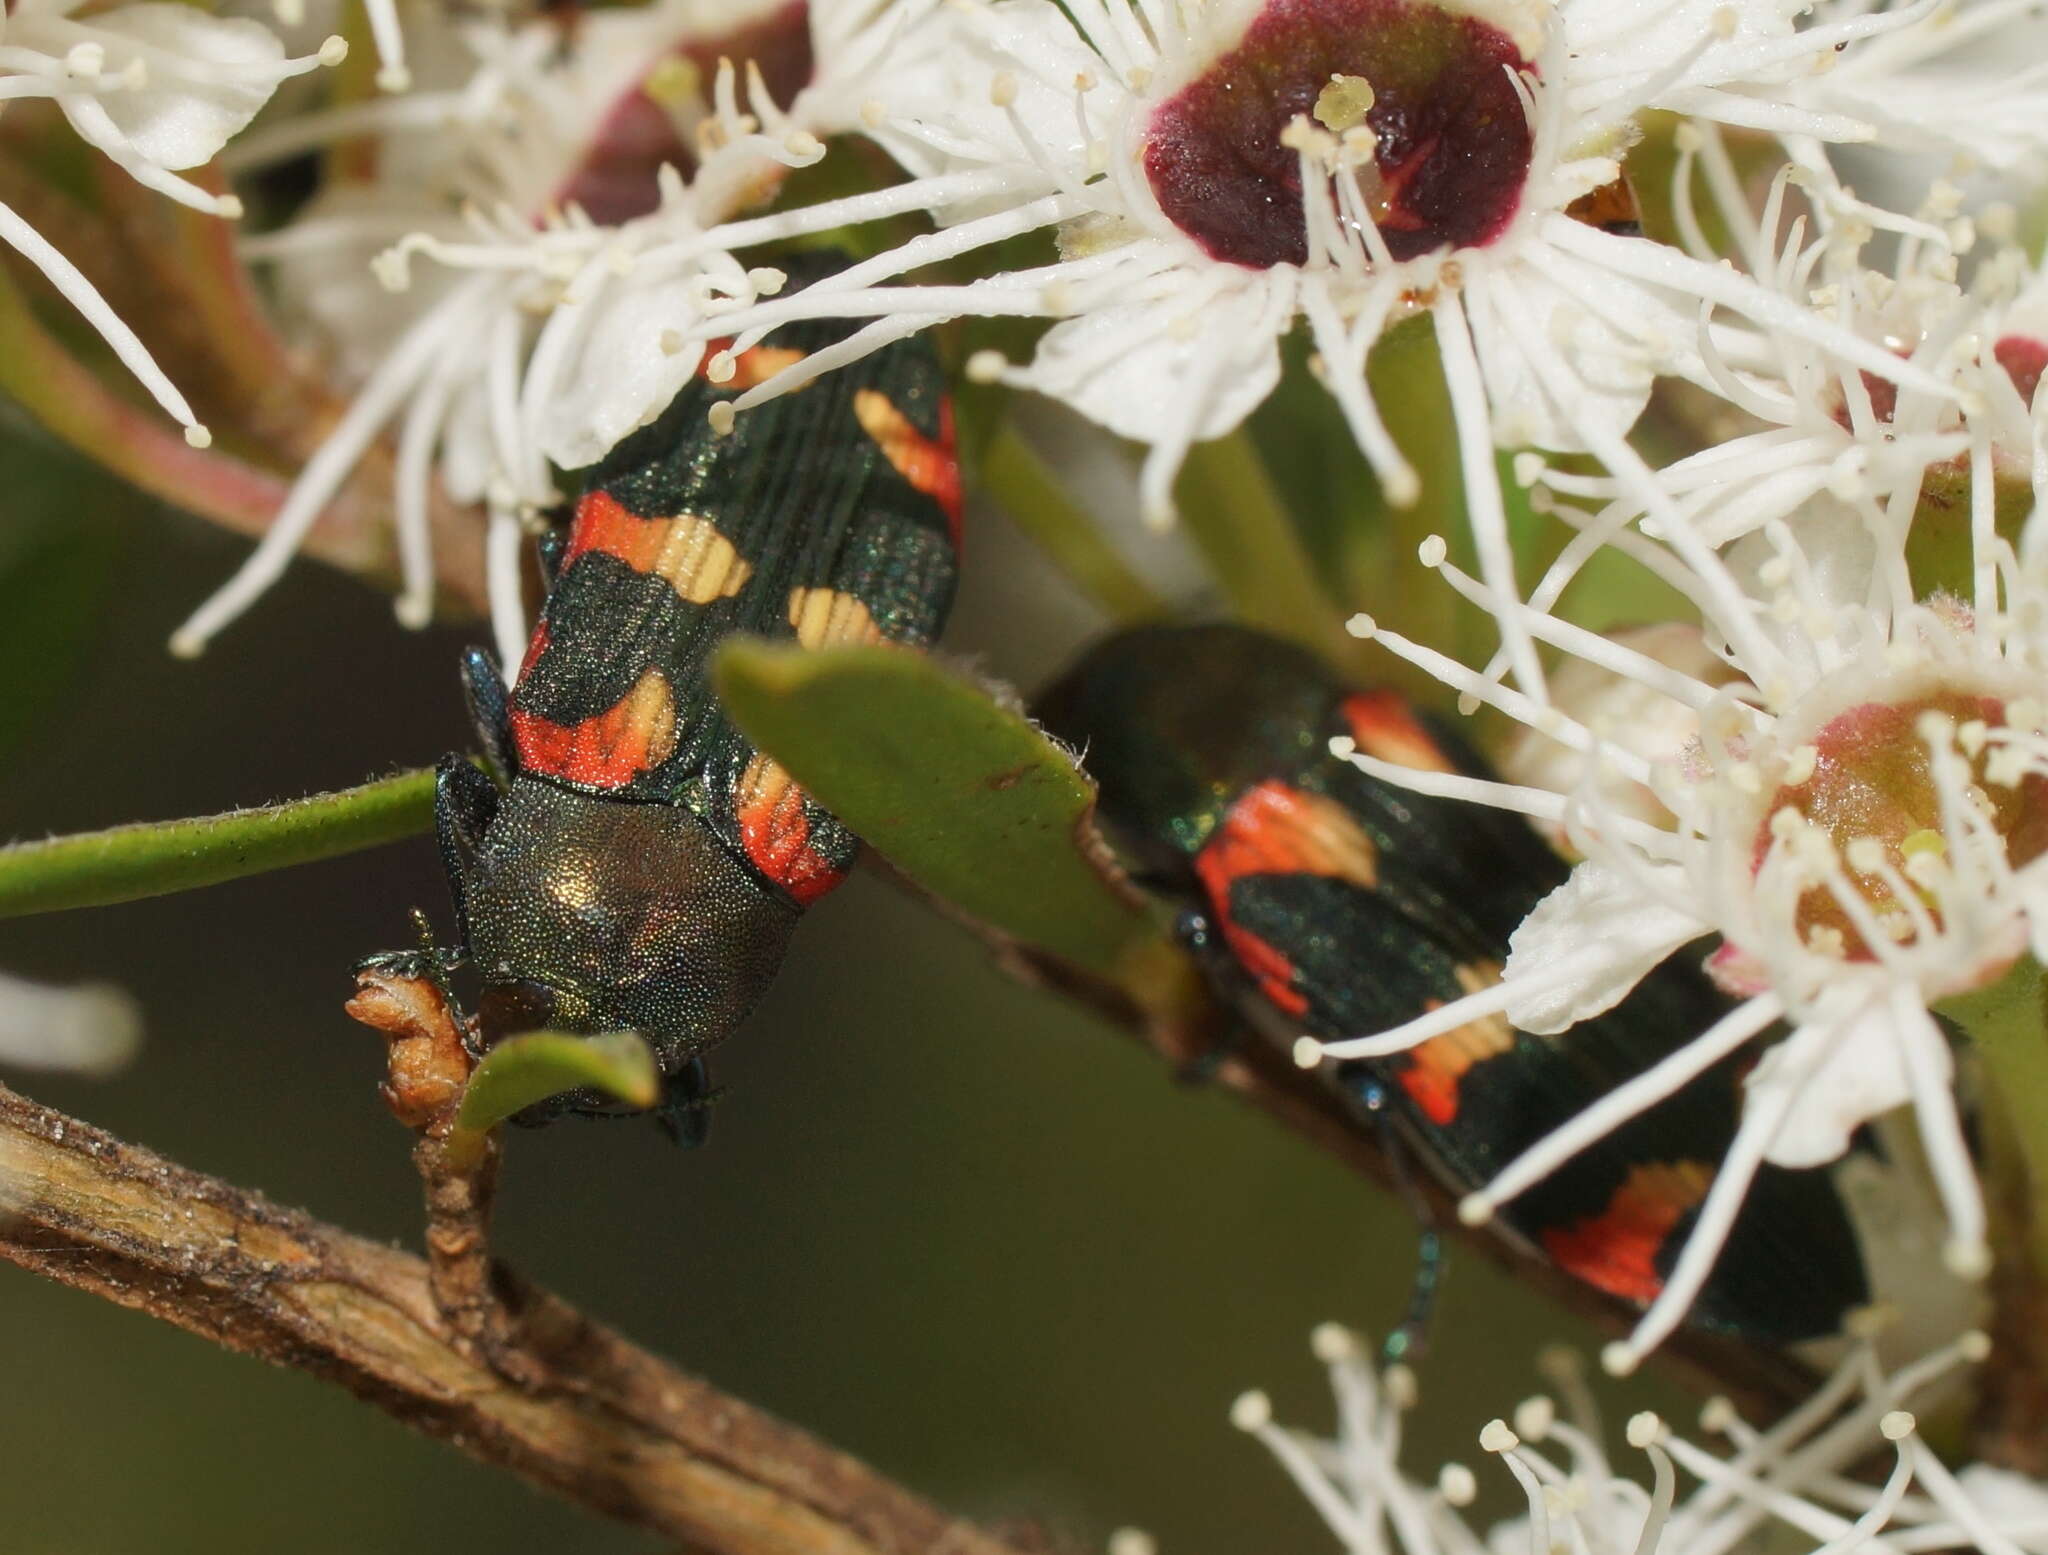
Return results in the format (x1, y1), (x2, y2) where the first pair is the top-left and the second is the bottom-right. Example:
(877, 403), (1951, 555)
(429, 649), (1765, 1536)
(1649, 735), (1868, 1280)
(1235, 1322), (2026, 1555)
(1782, 0), (2048, 179)
(668, 0), (1953, 697)
(0, 970), (141, 1077)
(0, 0), (341, 444)
(1513, 148), (2043, 603)
(1308, 488), (2048, 1368)
(169, 0), (825, 662)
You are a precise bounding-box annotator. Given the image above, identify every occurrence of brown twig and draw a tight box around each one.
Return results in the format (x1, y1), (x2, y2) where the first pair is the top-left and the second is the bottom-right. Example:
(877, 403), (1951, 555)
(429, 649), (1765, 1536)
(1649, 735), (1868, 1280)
(345, 966), (509, 1362)
(0, 1080), (1028, 1555)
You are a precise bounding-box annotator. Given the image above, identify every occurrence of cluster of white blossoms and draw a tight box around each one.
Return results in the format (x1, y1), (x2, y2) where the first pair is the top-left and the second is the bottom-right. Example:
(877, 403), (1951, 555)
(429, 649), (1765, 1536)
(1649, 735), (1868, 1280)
(10, 0), (2048, 1457)
(1230, 1322), (2048, 1555)
(1295, 69), (2048, 1371)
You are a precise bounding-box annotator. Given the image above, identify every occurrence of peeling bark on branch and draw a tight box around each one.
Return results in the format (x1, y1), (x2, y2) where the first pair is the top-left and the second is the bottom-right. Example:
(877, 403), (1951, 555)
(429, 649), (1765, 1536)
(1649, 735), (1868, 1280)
(0, 1084), (1026, 1555)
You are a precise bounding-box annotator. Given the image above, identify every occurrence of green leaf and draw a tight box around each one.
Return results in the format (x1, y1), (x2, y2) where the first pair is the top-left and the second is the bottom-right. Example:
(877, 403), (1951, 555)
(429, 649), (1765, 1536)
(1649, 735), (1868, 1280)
(0, 767), (437, 918)
(978, 422), (1168, 626)
(453, 1030), (661, 1137)
(1176, 430), (1365, 679)
(714, 640), (1157, 975)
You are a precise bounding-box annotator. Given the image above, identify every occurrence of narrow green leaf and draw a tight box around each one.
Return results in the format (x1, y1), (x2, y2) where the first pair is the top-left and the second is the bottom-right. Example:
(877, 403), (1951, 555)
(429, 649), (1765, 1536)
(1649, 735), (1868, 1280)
(714, 640), (1155, 974)
(454, 1030), (661, 1136)
(1176, 430), (1364, 678)
(979, 422), (1168, 626)
(0, 767), (437, 918)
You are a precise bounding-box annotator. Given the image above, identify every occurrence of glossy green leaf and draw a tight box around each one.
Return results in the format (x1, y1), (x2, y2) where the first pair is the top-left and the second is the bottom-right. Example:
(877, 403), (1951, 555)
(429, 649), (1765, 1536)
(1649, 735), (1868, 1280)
(0, 767), (436, 918)
(714, 640), (1155, 974)
(453, 1030), (661, 1136)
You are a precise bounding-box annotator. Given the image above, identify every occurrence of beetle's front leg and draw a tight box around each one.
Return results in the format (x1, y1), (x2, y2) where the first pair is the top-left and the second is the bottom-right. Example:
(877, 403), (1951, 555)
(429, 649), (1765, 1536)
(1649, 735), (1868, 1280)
(354, 755), (498, 989)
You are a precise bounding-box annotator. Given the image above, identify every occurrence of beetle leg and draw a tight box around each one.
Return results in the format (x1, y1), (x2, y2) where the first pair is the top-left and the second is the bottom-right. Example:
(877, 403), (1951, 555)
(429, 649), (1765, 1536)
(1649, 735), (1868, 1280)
(1336, 1066), (1449, 1367)
(535, 525), (569, 585)
(654, 1057), (722, 1148)
(459, 647), (516, 784)
(434, 753), (500, 949)
(1168, 907), (1253, 1085)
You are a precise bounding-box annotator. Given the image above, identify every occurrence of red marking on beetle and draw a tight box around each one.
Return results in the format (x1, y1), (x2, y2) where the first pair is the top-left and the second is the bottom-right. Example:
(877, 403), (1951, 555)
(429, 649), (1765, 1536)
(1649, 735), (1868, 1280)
(1192, 781), (1380, 1018)
(1342, 692), (1461, 774)
(1538, 1160), (1712, 1305)
(511, 665), (679, 789)
(560, 489), (654, 572)
(1227, 925), (1311, 1017)
(1389, 963), (1513, 1123)
(1394, 1048), (1461, 1125)
(705, 341), (808, 391)
(561, 490), (753, 602)
(1198, 781), (1381, 889)
(854, 389), (964, 548)
(736, 753), (844, 905)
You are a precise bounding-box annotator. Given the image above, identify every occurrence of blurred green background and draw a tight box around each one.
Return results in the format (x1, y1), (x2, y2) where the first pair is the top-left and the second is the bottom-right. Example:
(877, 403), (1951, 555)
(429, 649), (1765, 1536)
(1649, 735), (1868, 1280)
(0, 423), (1670, 1555)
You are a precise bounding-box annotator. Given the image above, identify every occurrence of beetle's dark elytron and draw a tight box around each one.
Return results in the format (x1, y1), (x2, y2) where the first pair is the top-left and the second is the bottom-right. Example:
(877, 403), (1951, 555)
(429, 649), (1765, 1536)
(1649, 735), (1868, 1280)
(1039, 623), (1868, 1344)
(385, 312), (960, 1138)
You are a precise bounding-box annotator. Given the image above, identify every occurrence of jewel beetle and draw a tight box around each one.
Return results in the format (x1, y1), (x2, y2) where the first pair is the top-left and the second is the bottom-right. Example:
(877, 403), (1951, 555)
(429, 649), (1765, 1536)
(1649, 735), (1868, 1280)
(373, 306), (961, 1138)
(1038, 622), (1868, 1344)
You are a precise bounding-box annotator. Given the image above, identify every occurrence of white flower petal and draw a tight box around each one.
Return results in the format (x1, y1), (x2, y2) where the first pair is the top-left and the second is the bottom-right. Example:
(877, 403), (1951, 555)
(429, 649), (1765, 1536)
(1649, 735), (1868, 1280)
(1956, 1463), (2048, 1543)
(1501, 859), (1702, 1032)
(1746, 984), (1930, 1168)
(0, 972), (142, 1077)
(1018, 269), (1286, 447)
(1467, 247), (1684, 453)
(536, 283), (712, 472)
(83, 4), (293, 169)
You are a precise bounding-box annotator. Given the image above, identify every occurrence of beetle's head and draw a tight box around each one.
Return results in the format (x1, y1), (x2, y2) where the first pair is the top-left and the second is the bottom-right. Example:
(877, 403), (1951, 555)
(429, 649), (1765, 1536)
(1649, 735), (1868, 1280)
(460, 781), (800, 1125)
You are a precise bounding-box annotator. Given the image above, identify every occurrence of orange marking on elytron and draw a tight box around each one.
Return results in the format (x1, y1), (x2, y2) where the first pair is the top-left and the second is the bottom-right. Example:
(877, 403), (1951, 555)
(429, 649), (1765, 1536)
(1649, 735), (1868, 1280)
(853, 388), (964, 547)
(1191, 781), (1379, 1018)
(1343, 691), (1460, 774)
(735, 750), (844, 905)
(787, 586), (883, 650)
(720, 344), (807, 392)
(1539, 1159), (1713, 1305)
(1199, 781), (1380, 891)
(563, 490), (753, 604)
(1394, 961), (1514, 1124)
(511, 665), (679, 789)
(1224, 925), (1310, 1017)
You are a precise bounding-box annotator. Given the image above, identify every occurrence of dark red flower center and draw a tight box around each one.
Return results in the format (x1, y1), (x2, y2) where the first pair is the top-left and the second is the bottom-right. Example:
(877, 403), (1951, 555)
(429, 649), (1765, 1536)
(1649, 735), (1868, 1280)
(1142, 0), (1534, 270)
(556, 0), (814, 226)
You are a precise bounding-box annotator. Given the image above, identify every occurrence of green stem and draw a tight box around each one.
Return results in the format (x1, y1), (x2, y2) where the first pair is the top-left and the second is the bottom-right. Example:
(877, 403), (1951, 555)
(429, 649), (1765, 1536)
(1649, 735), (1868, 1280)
(0, 767), (437, 918)
(979, 423), (1167, 626)
(1942, 957), (2048, 1273)
(1177, 431), (1359, 674)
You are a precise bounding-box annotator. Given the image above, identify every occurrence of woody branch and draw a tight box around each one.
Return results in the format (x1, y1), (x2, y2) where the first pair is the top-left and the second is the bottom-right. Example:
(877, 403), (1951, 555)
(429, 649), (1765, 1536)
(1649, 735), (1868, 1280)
(0, 1079), (1029, 1555)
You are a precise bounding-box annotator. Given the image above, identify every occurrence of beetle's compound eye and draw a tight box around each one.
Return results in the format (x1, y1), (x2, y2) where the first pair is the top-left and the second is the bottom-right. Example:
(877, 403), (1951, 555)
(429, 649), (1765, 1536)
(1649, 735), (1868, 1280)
(475, 977), (561, 1046)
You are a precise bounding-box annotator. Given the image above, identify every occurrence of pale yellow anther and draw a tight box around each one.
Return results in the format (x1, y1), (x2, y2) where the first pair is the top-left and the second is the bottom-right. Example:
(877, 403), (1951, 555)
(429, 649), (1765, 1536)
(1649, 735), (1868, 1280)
(1314, 73), (1376, 133)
